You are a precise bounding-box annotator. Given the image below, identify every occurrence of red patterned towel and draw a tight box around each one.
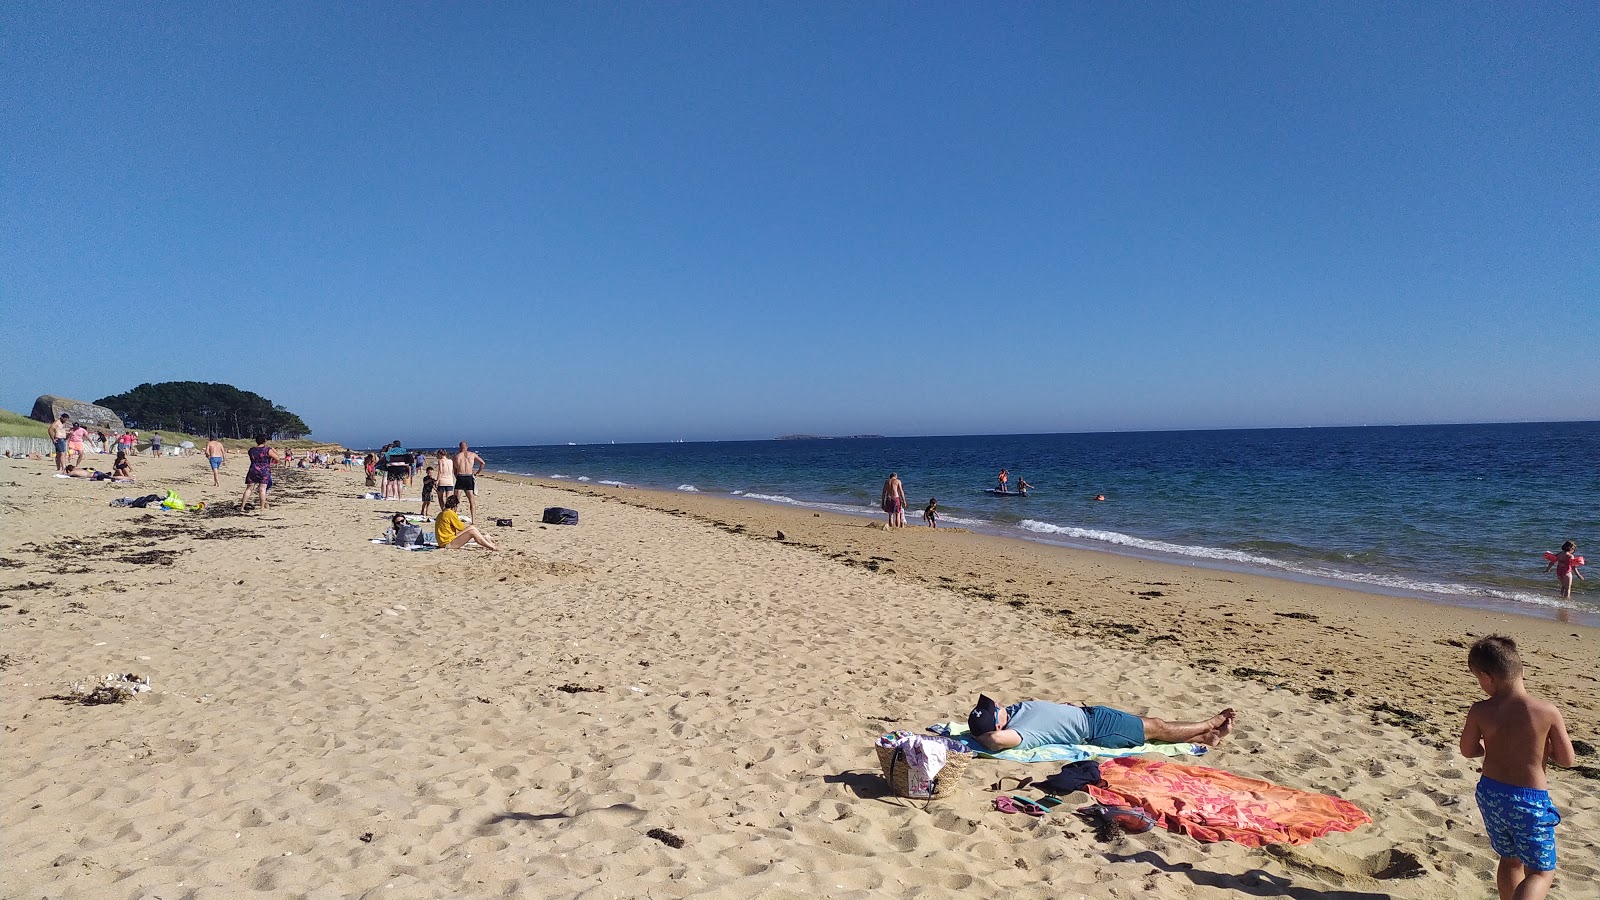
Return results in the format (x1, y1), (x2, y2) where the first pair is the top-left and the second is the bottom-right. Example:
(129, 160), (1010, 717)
(1087, 756), (1371, 847)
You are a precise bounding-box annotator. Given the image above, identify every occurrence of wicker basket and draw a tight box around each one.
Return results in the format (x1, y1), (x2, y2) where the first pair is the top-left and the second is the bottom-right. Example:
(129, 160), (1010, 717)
(876, 741), (973, 800)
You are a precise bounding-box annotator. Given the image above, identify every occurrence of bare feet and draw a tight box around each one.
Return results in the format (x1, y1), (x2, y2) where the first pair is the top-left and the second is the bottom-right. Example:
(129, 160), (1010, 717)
(1194, 709), (1237, 746)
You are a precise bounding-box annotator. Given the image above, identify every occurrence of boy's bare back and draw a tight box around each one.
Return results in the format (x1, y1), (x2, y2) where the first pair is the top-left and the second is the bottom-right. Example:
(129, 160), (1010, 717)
(1461, 688), (1576, 790)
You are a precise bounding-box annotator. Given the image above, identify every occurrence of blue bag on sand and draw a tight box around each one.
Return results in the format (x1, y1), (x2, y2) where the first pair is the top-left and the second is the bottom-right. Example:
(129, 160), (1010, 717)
(542, 507), (579, 525)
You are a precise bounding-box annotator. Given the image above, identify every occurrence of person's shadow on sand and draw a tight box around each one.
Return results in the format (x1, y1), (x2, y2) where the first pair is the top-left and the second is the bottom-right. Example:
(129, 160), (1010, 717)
(1104, 850), (1394, 900)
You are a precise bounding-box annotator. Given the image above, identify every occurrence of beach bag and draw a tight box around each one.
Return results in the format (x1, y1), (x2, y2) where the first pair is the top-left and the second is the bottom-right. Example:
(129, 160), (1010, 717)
(874, 732), (972, 800)
(542, 507), (579, 525)
(392, 523), (423, 547)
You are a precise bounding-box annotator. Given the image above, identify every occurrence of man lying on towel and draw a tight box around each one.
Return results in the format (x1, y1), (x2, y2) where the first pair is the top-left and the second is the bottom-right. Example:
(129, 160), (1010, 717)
(967, 695), (1236, 751)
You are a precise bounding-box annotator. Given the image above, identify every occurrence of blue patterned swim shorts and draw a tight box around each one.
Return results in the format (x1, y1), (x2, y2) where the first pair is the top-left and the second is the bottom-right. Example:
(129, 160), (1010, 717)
(1476, 775), (1560, 871)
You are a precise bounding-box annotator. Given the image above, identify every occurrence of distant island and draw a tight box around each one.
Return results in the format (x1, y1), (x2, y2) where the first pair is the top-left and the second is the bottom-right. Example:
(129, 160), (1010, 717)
(775, 434), (885, 441)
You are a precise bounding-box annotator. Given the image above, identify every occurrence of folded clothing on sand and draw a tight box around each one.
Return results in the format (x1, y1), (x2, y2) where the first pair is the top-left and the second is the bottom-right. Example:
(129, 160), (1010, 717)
(929, 722), (1207, 764)
(1087, 756), (1371, 846)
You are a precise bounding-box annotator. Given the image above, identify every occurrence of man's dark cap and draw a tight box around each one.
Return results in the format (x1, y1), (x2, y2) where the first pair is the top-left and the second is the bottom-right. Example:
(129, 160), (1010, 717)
(968, 694), (1001, 735)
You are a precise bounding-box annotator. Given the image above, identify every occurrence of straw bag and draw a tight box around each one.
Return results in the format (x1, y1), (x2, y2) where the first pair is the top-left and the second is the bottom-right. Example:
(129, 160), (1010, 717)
(875, 733), (973, 800)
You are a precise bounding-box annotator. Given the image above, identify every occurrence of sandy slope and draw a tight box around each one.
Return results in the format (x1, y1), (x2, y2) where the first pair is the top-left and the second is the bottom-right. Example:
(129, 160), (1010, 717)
(2, 456), (1596, 899)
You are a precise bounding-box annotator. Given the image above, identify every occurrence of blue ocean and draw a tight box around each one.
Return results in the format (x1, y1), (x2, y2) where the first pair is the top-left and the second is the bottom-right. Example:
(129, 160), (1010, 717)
(484, 422), (1599, 623)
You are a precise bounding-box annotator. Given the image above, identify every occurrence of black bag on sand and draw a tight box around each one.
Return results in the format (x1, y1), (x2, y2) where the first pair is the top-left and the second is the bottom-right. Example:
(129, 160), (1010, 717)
(542, 507), (579, 525)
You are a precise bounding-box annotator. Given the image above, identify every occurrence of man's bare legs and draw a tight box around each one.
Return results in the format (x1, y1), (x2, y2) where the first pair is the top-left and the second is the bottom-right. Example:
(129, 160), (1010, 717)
(1140, 709), (1236, 746)
(462, 489), (476, 523)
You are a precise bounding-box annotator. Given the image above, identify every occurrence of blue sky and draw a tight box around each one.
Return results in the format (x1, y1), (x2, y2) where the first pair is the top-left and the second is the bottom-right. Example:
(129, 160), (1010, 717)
(4, 3), (1596, 447)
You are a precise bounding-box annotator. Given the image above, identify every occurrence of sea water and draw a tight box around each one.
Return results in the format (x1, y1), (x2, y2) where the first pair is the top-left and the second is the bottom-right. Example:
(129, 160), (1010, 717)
(485, 422), (1599, 624)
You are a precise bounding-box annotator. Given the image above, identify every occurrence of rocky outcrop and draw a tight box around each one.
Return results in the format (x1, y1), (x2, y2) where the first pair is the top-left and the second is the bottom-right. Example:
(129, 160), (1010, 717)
(30, 395), (125, 431)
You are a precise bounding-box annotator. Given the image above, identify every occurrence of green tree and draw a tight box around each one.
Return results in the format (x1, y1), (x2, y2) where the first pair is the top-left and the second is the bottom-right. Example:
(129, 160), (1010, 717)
(96, 382), (312, 439)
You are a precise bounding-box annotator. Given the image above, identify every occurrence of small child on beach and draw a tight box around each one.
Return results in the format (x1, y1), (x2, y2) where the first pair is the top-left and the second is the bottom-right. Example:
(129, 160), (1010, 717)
(1459, 635), (1576, 900)
(923, 498), (938, 528)
(1542, 541), (1583, 599)
(421, 466), (437, 516)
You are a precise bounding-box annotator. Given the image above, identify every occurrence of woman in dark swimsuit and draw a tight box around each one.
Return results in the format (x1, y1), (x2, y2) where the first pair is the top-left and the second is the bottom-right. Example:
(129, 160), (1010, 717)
(240, 436), (279, 512)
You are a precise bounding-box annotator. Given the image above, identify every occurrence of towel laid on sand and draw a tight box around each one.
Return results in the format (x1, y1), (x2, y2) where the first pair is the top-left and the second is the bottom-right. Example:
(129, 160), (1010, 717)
(928, 722), (1208, 764)
(1087, 756), (1371, 846)
(369, 537), (435, 551)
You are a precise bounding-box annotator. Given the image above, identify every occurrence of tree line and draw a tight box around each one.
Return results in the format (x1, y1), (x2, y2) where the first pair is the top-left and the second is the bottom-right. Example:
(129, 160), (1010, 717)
(95, 382), (311, 439)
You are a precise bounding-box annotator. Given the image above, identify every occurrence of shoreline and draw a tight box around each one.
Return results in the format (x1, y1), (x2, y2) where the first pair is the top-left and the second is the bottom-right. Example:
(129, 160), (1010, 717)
(500, 473), (1600, 748)
(495, 471), (1600, 629)
(4, 455), (1597, 898)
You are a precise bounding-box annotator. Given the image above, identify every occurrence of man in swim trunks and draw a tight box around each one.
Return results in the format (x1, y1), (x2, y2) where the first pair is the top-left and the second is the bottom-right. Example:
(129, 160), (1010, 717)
(966, 694), (1235, 752)
(383, 441), (411, 500)
(881, 473), (906, 528)
(452, 441), (485, 522)
(48, 414), (70, 472)
(1460, 635), (1575, 900)
(205, 436), (226, 486)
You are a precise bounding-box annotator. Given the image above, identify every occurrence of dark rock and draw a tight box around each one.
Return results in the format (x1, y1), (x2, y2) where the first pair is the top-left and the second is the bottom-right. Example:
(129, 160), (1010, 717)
(30, 395), (124, 431)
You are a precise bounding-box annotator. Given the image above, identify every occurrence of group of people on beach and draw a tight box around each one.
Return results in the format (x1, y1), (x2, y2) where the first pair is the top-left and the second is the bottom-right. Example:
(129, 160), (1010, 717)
(47, 414), (140, 481)
(963, 632), (1576, 900)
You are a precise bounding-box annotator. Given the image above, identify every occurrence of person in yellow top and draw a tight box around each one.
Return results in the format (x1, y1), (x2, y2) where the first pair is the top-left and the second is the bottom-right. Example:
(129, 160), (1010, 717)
(434, 494), (501, 551)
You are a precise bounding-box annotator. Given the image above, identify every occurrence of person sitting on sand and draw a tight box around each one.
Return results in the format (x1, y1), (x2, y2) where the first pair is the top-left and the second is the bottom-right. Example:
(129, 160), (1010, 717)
(966, 694), (1235, 751)
(433, 493), (500, 551)
(113, 451), (134, 479)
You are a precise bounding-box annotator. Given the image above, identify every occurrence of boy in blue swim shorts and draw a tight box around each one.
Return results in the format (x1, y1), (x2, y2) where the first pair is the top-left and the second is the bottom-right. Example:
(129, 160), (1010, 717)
(1459, 635), (1576, 900)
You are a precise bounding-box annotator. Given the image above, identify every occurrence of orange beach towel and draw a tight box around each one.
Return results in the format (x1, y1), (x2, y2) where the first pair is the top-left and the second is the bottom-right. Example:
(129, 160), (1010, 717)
(1087, 756), (1371, 847)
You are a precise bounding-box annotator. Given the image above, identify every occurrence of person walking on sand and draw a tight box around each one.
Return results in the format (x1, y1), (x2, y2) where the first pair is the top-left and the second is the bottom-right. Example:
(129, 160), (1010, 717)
(240, 435), (279, 512)
(67, 422), (88, 468)
(1459, 635), (1576, 900)
(1542, 541), (1584, 600)
(434, 494), (500, 551)
(923, 498), (939, 528)
(881, 473), (906, 528)
(205, 436), (226, 487)
(420, 465), (438, 517)
(452, 442), (485, 522)
(48, 414), (70, 472)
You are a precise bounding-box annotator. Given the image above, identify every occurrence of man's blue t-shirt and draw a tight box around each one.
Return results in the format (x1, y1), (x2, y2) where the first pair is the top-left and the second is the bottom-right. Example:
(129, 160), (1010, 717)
(1006, 701), (1089, 750)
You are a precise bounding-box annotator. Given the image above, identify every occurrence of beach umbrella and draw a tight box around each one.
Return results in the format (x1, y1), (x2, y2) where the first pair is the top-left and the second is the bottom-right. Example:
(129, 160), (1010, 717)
(180, 441), (195, 449)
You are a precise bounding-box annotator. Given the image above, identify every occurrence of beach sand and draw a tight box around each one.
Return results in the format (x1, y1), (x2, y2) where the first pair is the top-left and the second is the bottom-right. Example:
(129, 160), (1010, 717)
(3, 455), (1596, 899)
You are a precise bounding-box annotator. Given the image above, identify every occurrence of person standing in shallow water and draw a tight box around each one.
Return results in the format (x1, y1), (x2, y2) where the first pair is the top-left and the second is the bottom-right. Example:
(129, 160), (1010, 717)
(881, 473), (906, 528)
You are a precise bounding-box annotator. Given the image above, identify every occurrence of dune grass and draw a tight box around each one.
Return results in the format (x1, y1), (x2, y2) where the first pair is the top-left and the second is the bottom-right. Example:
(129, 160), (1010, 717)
(0, 409), (49, 439)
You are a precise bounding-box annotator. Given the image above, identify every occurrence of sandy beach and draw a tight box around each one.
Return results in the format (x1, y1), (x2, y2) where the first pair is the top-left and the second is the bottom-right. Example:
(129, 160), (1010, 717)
(3, 454), (1597, 899)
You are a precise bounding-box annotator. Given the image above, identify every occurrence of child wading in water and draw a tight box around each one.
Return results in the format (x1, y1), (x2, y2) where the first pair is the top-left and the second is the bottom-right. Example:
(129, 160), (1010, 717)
(923, 498), (939, 528)
(1542, 541), (1583, 599)
(1459, 635), (1576, 900)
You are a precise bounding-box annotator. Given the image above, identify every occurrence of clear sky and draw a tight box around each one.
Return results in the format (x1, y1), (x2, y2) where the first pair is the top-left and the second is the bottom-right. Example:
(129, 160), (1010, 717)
(4, 3), (1597, 447)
